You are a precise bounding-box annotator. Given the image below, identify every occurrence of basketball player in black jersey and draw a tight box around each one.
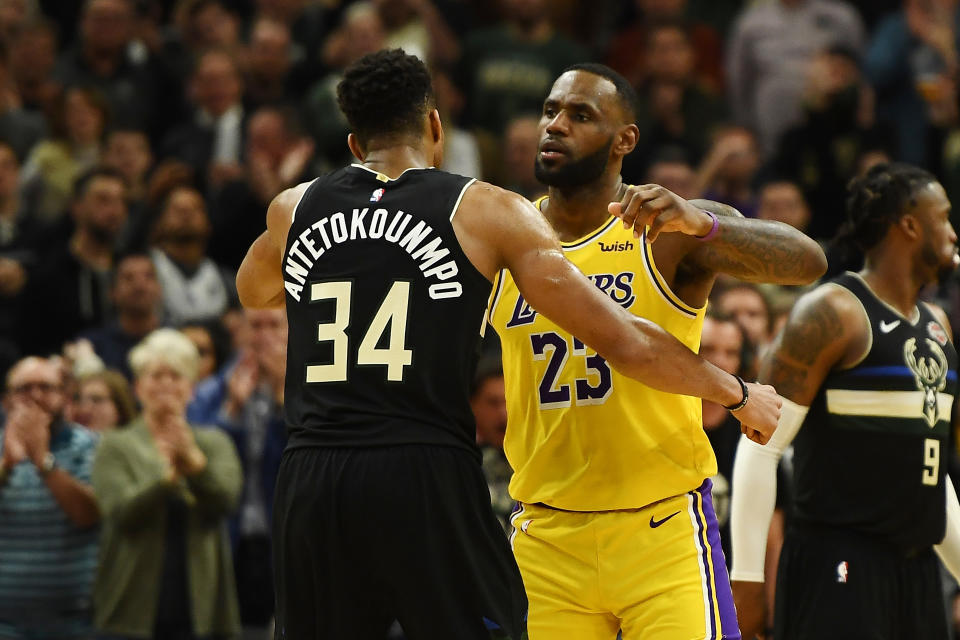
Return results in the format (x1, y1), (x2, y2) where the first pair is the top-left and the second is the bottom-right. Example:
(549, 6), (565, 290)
(730, 163), (960, 639)
(235, 49), (782, 640)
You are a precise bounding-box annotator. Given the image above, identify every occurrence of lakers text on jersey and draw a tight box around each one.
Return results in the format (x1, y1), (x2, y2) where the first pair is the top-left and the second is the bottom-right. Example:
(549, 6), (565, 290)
(488, 199), (715, 511)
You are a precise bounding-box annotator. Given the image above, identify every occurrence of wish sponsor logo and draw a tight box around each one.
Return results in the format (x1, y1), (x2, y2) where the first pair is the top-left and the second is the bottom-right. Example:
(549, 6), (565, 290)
(598, 240), (634, 252)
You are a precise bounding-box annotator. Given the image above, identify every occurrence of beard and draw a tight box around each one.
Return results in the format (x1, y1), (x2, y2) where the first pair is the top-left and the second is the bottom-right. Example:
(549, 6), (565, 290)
(534, 136), (613, 188)
(917, 239), (957, 284)
(87, 221), (119, 246)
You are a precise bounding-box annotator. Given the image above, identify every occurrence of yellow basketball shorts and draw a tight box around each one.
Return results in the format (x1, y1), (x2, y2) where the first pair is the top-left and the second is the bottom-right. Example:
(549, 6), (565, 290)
(510, 479), (739, 640)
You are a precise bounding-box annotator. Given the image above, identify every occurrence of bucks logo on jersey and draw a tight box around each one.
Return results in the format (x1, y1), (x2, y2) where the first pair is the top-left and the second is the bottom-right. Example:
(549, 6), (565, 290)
(904, 337), (950, 427)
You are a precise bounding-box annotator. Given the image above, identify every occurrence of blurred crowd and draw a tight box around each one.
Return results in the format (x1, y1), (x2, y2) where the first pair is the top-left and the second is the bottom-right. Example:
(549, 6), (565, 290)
(5, 0), (960, 638)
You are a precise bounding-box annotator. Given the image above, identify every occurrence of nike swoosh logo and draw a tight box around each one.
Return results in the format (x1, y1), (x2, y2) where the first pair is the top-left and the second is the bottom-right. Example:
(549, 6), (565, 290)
(649, 511), (681, 528)
(880, 320), (901, 333)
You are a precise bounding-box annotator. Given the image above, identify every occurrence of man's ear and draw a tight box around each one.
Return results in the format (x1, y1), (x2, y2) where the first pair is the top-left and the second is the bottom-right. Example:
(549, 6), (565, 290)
(615, 123), (639, 158)
(347, 133), (364, 162)
(898, 214), (921, 241)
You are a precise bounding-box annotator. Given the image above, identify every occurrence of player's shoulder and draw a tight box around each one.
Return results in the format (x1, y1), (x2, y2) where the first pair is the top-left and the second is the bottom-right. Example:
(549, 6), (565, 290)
(784, 279), (870, 342)
(792, 279), (862, 317)
(459, 180), (541, 219)
(267, 180), (315, 230)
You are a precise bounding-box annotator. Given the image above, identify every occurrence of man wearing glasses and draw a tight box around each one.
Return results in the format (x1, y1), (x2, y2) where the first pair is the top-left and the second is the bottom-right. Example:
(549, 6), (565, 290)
(0, 357), (101, 640)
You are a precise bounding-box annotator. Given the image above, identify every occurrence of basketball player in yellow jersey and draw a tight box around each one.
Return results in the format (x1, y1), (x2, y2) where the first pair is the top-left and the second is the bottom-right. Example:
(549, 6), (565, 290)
(489, 64), (826, 639)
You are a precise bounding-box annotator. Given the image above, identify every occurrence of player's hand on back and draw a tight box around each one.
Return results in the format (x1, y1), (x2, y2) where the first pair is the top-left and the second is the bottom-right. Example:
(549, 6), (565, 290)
(608, 184), (715, 242)
(733, 382), (781, 445)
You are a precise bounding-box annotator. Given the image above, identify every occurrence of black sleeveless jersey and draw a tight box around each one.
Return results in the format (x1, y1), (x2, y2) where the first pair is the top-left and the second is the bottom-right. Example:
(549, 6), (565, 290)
(280, 165), (490, 456)
(794, 272), (957, 549)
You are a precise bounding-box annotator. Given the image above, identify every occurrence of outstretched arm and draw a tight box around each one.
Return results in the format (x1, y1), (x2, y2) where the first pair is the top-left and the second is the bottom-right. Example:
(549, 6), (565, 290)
(454, 183), (782, 440)
(237, 182), (311, 309)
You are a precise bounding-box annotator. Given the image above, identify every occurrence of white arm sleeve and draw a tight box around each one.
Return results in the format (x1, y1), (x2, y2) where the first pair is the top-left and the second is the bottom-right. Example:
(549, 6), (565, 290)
(935, 476), (960, 581)
(729, 397), (808, 582)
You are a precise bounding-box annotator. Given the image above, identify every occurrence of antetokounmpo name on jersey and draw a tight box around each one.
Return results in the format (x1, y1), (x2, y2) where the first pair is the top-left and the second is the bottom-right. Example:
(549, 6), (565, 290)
(284, 207), (463, 302)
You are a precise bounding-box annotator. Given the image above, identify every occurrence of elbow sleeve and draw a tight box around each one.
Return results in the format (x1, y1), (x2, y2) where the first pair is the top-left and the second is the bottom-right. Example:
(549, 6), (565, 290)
(730, 397), (807, 581)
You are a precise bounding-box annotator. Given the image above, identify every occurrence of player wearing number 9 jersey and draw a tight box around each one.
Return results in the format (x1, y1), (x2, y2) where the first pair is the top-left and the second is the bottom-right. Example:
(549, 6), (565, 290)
(731, 164), (960, 640)
(235, 50), (784, 640)
(489, 65), (826, 640)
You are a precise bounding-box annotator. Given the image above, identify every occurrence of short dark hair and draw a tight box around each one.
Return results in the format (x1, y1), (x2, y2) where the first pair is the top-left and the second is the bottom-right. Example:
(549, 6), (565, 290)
(839, 162), (937, 252)
(73, 166), (125, 200)
(470, 355), (503, 398)
(561, 62), (639, 124)
(336, 49), (435, 147)
(111, 250), (154, 286)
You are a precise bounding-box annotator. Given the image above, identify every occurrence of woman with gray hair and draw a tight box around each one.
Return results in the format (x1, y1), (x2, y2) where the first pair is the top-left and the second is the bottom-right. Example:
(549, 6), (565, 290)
(91, 328), (242, 640)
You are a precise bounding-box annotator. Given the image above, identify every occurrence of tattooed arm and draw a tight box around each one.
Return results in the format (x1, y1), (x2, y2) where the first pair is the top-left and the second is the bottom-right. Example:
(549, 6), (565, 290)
(758, 282), (868, 404)
(686, 199), (827, 286)
(730, 282), (868, 638)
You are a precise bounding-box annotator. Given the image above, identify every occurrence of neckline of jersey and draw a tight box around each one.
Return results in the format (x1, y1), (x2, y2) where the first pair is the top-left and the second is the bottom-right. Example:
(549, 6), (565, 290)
(350, 163), (436, 182)
(847, 271), (921, 325)
(534, 196), (620, 250)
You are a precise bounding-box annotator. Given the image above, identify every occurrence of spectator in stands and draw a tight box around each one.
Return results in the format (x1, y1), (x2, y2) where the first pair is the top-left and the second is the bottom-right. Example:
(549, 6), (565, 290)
(634, 21), (728, 171)
(375, 0), (460, 66)
(471, 357), (512, 533)
(0, 142), (38, 357)
(210, 308), (287, 637)
(695, 125), (761, 218)
(82, 251), (164, 380)
(726, 0), (865, 156)
(757, 181), (812, 233)
(209, 106), (314, 268)
(54, 0), (164, 137)
(20, 167), (127, 356)
(0, 40), (46, 163)
(92, 328), (242, 640)
(20, 86), (107, 225)
(149, 184), (238, 324)
(307, 1), (386, 170)
(162, 49), (246, 190)
(0, 356), (100, 640)
(161, 0), (242, 86)
(103, 127), (152, 209)
(243, 17), (298, 109)
(103, 127), (155, 252)
(867, 0), (960, 166)
(0, 0), (38, 42)
(8, 18), (59, 115)
(606, 0), (724, 92)
(251, 0), (338, 80)
(180, 320), (232, 386)
(433, 67), (482, 179)
(501, 113), (542, 200)
(638, 147), (700, 199)
(455, 0), (589, 170)
(72, 369), (136, 431)
(713, 282), (775, 363)
(775, 46), (895, 240)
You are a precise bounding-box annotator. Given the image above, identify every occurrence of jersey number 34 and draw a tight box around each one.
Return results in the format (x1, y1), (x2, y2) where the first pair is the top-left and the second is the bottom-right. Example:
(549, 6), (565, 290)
(305, 280), (412, 383)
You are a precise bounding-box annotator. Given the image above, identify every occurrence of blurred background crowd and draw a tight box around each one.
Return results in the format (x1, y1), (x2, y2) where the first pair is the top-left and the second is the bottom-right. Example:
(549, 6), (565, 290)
(3, 0), (960, 638)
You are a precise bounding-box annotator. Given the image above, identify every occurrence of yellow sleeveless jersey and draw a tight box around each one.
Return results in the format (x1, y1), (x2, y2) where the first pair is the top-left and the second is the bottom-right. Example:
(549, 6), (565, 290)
(488, 198), (716, 511)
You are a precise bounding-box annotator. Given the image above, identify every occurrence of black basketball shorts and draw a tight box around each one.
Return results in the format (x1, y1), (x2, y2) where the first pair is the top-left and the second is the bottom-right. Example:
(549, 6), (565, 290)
(272, 444), (527, 640)
(774, 524), (947, 640)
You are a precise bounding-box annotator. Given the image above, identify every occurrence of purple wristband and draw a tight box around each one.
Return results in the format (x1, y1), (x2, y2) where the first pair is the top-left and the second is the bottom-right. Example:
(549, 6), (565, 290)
(696, 210), (720, 242)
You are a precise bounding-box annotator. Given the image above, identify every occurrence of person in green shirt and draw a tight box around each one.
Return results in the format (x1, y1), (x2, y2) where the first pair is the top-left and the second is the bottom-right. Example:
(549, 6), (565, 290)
(92, 328), (242, 640)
